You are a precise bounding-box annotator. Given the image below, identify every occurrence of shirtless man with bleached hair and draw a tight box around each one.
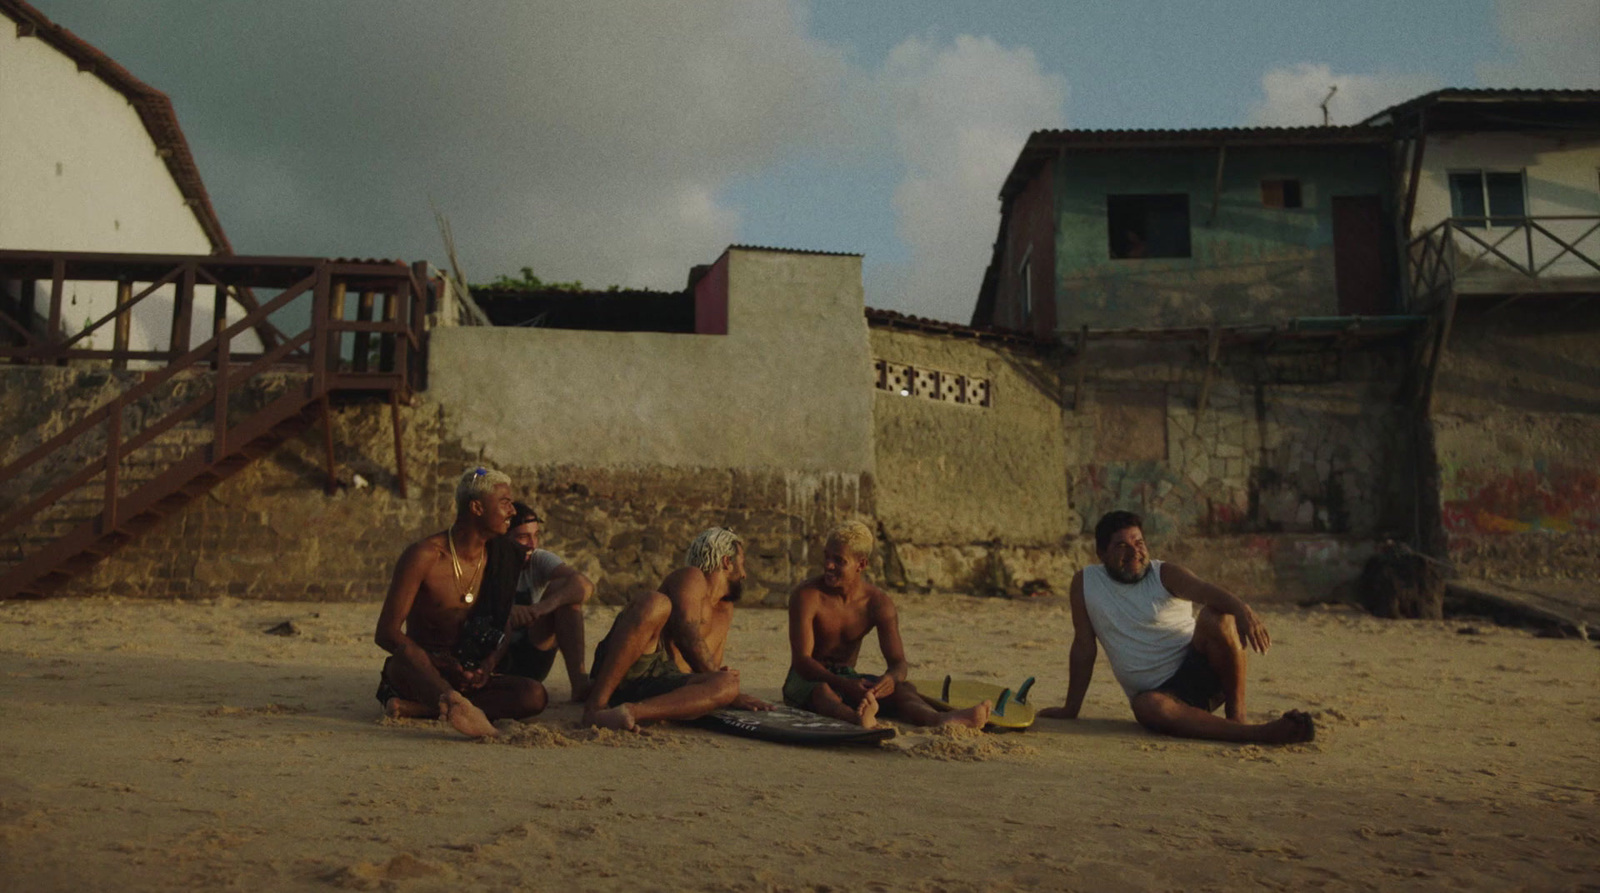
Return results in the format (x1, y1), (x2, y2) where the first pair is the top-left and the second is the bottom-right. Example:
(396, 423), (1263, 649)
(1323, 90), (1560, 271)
(582, 527), (770, 731)
(374, 467), (547, 738)
(1037, 510), (1315, 744)
(786, 520), (989, 730)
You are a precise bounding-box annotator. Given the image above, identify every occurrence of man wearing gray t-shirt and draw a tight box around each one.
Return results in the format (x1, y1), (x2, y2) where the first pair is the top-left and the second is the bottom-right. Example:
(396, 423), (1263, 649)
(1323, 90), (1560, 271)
(501, 502), (594, 701)
(1038, 510), (1315, 745)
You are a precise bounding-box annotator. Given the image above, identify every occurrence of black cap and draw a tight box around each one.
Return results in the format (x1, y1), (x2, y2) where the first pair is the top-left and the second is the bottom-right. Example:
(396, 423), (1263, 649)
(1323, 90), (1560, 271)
(510, 501), (543, 528)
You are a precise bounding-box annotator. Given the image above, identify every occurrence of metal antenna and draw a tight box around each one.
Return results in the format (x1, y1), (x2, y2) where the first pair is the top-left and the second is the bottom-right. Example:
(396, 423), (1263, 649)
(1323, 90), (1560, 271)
(1320, 85), (1339, 125)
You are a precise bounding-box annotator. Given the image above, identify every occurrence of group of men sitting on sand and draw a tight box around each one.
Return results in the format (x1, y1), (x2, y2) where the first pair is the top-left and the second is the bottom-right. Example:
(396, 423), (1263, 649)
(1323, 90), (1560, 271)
(374, 468), (1314, 745)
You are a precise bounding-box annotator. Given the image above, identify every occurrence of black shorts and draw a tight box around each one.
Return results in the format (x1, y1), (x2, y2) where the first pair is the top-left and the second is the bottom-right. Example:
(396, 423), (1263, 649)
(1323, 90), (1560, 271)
(500, 636), (558, 683)
(1150, 647), (1224, 712)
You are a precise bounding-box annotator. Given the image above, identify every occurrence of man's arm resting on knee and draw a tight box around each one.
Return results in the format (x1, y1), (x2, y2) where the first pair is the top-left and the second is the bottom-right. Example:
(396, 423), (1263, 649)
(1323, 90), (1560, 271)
(1040, 573), (1094, 719)
(374, 543), (458, 698)
(1159, 563), (1270, 652)
(512, 565), (593, 627)
(868, 591), (909, 697)
(786, 588), (870, 700)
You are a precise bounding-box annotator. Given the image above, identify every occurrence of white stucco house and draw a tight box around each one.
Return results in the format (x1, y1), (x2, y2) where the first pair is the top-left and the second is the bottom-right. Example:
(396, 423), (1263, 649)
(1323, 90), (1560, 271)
(0, 0), (256, 352)
(1369, 89), (1600, 300)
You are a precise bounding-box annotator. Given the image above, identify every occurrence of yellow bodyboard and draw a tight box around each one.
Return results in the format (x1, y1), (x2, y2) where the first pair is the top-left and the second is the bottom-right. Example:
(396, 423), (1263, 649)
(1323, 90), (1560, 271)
(906, 676), (1037, 731)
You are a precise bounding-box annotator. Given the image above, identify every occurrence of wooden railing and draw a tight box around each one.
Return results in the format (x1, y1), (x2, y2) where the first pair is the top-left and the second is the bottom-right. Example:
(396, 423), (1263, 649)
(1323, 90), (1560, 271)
(0, 251), (432, 598)
(1407, 216), (1600, 309)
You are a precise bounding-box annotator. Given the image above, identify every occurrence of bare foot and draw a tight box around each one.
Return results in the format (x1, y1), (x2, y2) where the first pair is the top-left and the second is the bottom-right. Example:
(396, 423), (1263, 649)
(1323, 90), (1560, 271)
(855, 691), (880, 729)
(585, 704), (637, 732)
(940, 700), (992, 729)
(1257, 709), (1315, 744)
(568, 674), (592, 703)
(385, 697), (433, 719)
(438, 691), (498, 738)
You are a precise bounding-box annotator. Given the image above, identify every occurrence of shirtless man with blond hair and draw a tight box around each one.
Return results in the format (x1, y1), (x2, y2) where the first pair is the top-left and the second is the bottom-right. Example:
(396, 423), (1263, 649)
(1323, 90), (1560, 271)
(1037, 510), (1315, 744)
(786, 520), (989, 730)
(374, 467), (546, 738)
(582, 527), (769, 731)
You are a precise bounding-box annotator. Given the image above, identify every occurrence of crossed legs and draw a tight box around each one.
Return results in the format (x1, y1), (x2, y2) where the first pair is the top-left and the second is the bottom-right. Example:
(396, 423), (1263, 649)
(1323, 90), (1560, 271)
(582, 592), (739, 731)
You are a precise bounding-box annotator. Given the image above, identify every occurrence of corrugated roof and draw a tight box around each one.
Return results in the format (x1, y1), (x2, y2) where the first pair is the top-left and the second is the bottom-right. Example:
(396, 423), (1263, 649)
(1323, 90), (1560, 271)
(1363, 87), (1600, 124)
(999, 124), (1388, 201)
(865, 307), (1046, 346)
(1, 0), (231, 254)
(728, 244), (862, 258)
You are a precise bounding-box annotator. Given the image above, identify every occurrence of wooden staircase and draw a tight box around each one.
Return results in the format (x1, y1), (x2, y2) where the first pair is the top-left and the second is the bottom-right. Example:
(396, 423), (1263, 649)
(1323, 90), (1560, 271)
(0, 251), (431, 599)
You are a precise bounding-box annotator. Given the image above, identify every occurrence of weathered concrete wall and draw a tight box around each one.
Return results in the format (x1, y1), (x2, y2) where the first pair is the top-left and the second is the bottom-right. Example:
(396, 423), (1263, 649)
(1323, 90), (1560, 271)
(1061, 338), (1414, 597)
(868, 326), (1077, 593)
(1430, 299), (1600, 581)
(865, 325), (1416, 601)
(1052, 145), (1392, 331)
(427, 248), (873, 474)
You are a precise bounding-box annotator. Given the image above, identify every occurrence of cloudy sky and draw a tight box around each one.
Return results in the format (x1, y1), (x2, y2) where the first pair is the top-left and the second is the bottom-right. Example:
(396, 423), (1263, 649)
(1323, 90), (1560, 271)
(34, 0), (1600, 322)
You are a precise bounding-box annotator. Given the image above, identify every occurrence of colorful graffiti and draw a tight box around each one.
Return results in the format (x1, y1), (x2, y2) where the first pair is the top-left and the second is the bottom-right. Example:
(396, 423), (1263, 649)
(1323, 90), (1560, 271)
(1440, 465), (1600, 536)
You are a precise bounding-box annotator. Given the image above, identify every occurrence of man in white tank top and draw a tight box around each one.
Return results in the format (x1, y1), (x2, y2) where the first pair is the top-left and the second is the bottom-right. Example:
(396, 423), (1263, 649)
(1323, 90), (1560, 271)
(1037, 511), (1315, 744)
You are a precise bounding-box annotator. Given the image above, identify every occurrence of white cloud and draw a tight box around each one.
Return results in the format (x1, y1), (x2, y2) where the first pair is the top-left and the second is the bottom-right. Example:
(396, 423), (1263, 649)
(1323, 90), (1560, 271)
(872, 35), (1067, 321)
(1478, 0), (1600, 87)
(1248, 63), (1440, 126)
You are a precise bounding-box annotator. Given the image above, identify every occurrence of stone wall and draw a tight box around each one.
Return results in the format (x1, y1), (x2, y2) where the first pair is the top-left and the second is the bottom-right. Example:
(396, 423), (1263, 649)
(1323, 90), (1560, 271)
(867, 326), (1417, 601)
(1430, 298), (1600, 581)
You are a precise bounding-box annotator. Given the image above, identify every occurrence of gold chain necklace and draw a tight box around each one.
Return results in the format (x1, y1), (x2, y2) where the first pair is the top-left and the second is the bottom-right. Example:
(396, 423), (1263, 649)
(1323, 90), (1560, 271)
(447, 527), (485, 605)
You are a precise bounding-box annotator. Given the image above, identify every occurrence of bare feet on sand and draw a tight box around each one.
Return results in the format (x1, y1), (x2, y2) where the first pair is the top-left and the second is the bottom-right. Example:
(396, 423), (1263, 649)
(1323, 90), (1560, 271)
(438, 691), (498, 738)
(1257, 709), (1316, 744)
(940, 700), (992, 729)
(384, 697), (433, 719)
(568, 674), (592, 704)
(856, 691), (880, 729)
(585, 704), (637, 732)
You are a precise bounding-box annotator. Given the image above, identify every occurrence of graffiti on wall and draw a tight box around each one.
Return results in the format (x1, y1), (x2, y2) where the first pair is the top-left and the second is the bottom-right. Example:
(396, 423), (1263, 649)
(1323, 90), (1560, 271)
(1441, 464), (1600, 536)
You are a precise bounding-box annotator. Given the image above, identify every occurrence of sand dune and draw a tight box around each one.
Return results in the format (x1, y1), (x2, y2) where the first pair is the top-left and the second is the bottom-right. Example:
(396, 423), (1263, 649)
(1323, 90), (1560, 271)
(1, 593), (1596, 891)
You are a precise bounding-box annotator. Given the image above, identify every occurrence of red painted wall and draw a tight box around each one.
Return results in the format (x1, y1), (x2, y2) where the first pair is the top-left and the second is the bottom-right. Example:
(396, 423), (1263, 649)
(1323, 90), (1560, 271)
(997, 158), (1056, 337)
(693, 251), (730, 335)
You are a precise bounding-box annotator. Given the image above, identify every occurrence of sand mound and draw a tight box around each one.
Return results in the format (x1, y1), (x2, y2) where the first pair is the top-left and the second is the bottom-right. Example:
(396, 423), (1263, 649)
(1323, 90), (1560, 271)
(891, 723), (1039, 761)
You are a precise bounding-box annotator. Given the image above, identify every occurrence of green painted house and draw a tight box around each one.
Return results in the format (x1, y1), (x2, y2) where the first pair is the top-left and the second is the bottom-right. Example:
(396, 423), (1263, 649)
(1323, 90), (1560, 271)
(972, 126), (1399, 337)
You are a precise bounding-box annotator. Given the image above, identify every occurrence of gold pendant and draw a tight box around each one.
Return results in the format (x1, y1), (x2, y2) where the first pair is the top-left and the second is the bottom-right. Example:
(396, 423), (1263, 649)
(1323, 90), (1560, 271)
(463, 591), (476, 605)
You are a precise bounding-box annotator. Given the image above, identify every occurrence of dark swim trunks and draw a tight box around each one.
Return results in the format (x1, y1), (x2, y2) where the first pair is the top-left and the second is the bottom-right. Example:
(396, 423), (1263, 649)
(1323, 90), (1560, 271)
(1149, 647), (1224, 712)
(592, 636), (691, 707)
(782, 665), (880, 708)
(501, 640), (558, 682)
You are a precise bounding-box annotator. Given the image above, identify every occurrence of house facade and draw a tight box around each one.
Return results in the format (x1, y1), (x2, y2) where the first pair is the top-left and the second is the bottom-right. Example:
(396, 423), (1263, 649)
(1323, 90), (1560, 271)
(0, 0), (244, 352)
(973, 127), (1397, 337)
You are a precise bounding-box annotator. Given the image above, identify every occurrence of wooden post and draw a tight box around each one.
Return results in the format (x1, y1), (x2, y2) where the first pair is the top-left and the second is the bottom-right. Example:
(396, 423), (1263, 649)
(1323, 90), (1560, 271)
(353, 290), (374, 372)
(1196, 326), (1221, 414)
(47, 259), (65, 364)
(328, 279), (347, 379)
(378, 288), (398, 373)
(310, 264), (331, 395)
(168, 262), (196, 360)
(213, 328), (230, 459)
(1420, 288), (1459, 415)
(1208, 145), (1227, 226)
(112, 280), (132, 371)
(1071, 325), (1089, 412)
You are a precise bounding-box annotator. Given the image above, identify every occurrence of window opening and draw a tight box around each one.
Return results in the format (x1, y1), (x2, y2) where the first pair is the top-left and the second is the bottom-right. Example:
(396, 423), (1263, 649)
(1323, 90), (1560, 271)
(1107, 194), (1191, 259)
(1449, 170), (1526, 228)
(1260, 179), (1303, 209)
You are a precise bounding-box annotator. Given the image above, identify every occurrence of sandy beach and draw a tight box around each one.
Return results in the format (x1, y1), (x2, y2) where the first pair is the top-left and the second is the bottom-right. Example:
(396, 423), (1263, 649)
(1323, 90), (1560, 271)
(1, 593), (1596, 891)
